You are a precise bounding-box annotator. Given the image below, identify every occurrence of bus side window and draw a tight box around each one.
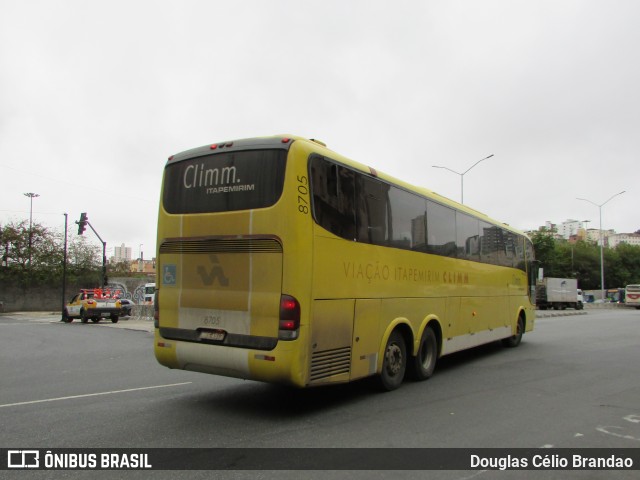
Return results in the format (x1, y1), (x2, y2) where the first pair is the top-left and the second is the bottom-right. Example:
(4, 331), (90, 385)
(479, 222), (500, 265)
(503, 231), (518, 268)
(310, 156), (356, 240)
(426, 200), (456, 257)
(356, 175), (390, 246)
(456, 212), (480, 261)
(388, 185), (427, 251)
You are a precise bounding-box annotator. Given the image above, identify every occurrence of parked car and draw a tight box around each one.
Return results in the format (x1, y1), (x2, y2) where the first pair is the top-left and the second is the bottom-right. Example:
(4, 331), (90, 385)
(120, 298), (133, 317)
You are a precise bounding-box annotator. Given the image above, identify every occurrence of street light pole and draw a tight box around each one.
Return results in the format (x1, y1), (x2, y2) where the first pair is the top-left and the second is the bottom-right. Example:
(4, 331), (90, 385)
(23, 192), (40, 267)
(61, 213), (68, 321)
(577, 191), (625, 302)
(432, 154), (494, 204)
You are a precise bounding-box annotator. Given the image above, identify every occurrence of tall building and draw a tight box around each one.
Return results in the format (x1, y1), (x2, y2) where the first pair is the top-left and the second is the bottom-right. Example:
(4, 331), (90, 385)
(608, 233), (640, 248)
(113, 243), (132, 263)
(585, 229), (616, 246)
(559, 219), (584, 239)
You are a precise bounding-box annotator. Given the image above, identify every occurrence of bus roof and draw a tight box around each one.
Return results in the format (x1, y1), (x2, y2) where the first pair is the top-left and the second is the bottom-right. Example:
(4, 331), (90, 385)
(168, 134), (529, 239)
(286, 135), (528, 238)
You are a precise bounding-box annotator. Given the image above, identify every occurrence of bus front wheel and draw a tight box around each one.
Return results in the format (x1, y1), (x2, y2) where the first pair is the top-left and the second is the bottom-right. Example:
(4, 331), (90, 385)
(412, 326), (437, 381)
(503, 316), (524, 348)
(379, 330), (407, 391)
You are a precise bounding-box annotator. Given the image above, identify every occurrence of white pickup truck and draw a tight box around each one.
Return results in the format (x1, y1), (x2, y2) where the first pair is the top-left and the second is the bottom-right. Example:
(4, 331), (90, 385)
(63, 288), (122, 323)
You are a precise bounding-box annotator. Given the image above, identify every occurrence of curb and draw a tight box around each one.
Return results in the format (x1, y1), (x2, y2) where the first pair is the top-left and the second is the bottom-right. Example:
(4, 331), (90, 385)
(535, 310), (589, 318)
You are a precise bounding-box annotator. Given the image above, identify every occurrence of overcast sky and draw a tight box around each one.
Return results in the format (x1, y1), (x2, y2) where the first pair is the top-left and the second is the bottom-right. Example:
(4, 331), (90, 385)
(1, 0), (638, 259)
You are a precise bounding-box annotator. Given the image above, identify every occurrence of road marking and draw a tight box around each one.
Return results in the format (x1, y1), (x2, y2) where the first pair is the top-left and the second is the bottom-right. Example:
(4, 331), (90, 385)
(0, 382), (192, 408)
(457, 471), (487, 479)
(596, 426), (639, 442)
(624, 414), (640, 424)
(595, 413), (640, 442)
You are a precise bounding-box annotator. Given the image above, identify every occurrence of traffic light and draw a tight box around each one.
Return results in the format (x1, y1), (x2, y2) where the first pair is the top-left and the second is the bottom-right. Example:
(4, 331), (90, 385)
(77, 212), (88, 235)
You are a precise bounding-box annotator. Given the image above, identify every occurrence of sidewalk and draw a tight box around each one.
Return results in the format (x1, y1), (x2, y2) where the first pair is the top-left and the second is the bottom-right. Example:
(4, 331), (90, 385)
(535, 309), (588, 318)
(1, 311), (155, 333)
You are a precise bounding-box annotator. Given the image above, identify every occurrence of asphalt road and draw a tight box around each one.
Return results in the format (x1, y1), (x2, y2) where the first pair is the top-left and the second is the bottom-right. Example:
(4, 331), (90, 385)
(1, 308), (639, 479)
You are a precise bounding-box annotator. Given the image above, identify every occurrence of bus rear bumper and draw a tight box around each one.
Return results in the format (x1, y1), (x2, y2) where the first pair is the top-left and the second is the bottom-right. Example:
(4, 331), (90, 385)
(153, 330), (305, 387)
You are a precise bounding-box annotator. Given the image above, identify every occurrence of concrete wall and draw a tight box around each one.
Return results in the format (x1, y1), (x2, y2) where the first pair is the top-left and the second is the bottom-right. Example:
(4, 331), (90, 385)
(0, 277), (152, 312)
(0, 284), (66, 312)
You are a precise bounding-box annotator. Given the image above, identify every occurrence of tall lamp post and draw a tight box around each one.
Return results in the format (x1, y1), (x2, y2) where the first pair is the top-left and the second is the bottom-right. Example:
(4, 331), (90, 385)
(577, 191), (625, 302)
(23, 192), (40, 267)
(432, 154), (494, 204)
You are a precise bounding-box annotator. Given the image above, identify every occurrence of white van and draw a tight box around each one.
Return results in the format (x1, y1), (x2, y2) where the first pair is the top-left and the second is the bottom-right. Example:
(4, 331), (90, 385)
(144, 283), (156, 304)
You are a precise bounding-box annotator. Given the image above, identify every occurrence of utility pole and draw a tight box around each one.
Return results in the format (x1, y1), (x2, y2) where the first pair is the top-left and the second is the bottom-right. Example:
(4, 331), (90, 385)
(61, 213), (68, 321)
(432, 155), (494, 204)
(577, 191), (626, 302)
(24, 192), (40, 268)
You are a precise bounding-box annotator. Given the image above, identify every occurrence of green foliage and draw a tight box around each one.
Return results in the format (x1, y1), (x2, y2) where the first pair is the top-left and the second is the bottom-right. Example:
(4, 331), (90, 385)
(109, 260), (132, 276)
(530, 231), (640, 289)
(0, 220), (103, 287)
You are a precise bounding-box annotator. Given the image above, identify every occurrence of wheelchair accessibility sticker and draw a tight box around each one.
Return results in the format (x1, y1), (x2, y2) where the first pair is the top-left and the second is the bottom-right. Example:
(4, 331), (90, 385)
(162, 264), (177, 286)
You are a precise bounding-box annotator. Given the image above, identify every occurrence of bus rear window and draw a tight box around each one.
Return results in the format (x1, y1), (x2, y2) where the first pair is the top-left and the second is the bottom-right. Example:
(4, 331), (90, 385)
(163, 149), (287, 214)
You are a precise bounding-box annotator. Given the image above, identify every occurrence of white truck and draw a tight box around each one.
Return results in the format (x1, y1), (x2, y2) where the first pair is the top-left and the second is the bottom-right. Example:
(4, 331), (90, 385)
(536, 277), (583, 310)
(144, 283), (156, 304)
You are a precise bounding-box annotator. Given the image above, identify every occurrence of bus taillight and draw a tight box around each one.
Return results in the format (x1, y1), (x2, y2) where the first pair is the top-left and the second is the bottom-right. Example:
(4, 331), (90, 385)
(279, 294), (300, 340)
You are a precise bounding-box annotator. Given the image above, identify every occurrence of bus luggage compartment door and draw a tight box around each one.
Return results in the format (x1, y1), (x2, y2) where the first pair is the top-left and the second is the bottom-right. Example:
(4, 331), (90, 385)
(309, 299), (354, 385)
(350, 299), (381, 381)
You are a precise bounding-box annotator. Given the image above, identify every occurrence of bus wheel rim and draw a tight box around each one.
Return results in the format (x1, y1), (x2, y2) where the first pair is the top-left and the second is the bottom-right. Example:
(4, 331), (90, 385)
(386, 343), (403, 375)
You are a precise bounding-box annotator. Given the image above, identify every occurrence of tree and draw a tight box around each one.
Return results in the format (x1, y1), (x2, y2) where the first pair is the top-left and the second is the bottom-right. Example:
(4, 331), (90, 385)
(65, 235), (103, 286)
(0, 220), (61, 284)
(571, 241), (600, 289)
(108, 260), (132, 276)
(529, 229), (640, 290)
(0, 220), (102, 287)
(611, 243), (640, 286)
(530, 230), (557, 275)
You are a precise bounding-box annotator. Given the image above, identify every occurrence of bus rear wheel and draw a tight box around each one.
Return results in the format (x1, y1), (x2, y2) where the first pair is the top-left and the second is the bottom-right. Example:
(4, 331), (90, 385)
(412, 326), (437, 381)
(379, 330), (407, 391)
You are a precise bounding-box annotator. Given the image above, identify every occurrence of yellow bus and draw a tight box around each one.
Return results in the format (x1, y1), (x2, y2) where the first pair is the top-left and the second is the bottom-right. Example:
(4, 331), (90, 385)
(154, 135), (536, 390)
